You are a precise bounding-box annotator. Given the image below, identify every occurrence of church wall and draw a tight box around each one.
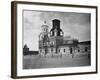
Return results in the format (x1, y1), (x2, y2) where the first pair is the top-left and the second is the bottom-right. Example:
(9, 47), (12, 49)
(78, 44), (91, 53)
(38, 19), (91, 56)
(58, 46), (70, 55)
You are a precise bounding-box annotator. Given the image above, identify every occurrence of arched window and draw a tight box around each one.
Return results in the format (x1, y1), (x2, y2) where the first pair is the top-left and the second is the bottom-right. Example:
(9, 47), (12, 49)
(59, 49), (60, 52)
(64, 49), (65, 52)
(44, 28), (45, 32)
(85, 47), (88, 52)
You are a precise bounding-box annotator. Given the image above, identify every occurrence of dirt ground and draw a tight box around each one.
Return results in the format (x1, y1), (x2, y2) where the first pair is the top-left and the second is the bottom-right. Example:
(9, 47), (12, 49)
(23, 53), (91, 69)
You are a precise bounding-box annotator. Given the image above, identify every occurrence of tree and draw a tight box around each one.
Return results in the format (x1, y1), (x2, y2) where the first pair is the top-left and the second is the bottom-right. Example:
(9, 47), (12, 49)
(23, 44), (29, 55)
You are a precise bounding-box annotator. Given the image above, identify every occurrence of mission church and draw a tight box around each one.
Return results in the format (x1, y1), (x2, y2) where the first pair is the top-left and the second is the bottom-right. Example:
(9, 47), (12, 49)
(23, 19), (90, 56)
(39, 19), (80, 56)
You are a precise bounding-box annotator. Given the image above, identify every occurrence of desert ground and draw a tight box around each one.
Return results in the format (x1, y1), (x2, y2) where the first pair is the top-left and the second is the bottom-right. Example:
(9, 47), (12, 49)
(23, 52), (90, 69)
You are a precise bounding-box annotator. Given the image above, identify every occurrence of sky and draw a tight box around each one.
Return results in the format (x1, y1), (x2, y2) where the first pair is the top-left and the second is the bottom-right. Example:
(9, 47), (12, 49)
(23, 10), (91, 51)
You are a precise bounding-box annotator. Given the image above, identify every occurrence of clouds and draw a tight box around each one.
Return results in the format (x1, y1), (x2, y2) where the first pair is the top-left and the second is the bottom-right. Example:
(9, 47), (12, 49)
(23, 10), (91, 50)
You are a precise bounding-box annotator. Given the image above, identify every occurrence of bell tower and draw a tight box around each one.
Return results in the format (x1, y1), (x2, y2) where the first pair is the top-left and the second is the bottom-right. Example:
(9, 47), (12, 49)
(50, 19), (63, 36)
(39, 21), (49, 55)
(50, 19), (64, 54)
